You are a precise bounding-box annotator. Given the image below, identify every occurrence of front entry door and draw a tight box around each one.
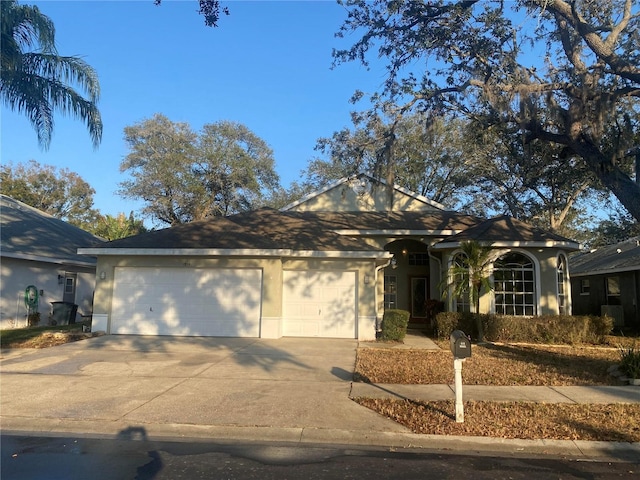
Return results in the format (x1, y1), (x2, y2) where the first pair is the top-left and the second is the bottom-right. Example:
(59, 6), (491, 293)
(410, 276), (429, 320)
(62, 273), (76, 304)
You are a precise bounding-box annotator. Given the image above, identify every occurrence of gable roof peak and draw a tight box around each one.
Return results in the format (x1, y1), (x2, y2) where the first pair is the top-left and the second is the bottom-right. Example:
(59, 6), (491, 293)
(281, 172), (446, 212)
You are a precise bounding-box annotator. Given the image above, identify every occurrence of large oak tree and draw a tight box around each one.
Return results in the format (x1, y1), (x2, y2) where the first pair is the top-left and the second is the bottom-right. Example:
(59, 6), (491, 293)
(309, 114), (476, 208)
(119, 114), (280, 225)
(302, 112), (605, 242)
(333, 0), (640, 221)
(0, 159), (99, 227)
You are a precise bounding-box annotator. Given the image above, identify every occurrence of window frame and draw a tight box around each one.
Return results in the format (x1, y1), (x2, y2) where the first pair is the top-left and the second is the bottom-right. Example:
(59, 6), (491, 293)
(492, 251), (538, 316)
(408, 252), (429, 266)
(556, 254), (570, 315)
(606, 276), (621, 305)
(64, 277), (75, 295)
(383, 275), (397, 310)
(580, 278), (590, 295)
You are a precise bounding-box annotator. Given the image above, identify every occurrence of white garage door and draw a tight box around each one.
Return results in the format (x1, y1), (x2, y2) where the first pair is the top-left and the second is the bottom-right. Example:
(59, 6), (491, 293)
(111, 267), (262, 337)
(282, 270), (356, 338)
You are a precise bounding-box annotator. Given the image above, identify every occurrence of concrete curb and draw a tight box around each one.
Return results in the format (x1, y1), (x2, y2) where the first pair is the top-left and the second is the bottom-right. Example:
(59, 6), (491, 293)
(2, 418), (639, 460)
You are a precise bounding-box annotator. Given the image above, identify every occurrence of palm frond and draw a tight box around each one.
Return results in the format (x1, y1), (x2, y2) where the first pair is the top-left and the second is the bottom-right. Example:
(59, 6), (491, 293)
(1, 69), (54, 148)
(1, 0), (56, 53)
(0, 0), (101, 149)
(442, 240), (495, 312)
(20, 53), (101, 101)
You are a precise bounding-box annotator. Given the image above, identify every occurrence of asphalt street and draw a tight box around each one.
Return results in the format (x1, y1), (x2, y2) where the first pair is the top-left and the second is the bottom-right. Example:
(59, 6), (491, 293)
(2, 433), (639, 480)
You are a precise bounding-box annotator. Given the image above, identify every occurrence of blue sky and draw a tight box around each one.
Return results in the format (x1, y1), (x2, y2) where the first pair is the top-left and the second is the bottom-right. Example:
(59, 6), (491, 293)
(1, 0), (384, 219)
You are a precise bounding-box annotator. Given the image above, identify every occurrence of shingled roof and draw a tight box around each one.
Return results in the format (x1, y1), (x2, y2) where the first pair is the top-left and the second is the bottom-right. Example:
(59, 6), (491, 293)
(1, 195), (104, 266)
(86, 208), (382, 254)
(432, 215), (580, 249)
(80, 208), (579, 256)
(290, 210), (481, 233)
(570, 237), (640, 276)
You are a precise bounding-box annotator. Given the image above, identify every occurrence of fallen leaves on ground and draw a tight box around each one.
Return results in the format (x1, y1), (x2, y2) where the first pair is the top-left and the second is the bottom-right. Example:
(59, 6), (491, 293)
(354, 342), (640, 441)
(355, 398), (640, 442)
(355, 344), (623, 386)
(3, 331), (101, 349)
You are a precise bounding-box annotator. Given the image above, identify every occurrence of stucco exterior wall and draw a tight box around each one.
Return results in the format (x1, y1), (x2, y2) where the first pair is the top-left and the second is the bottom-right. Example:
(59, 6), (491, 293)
(289, 183), (440, 212)
(0, 257), (95, 329)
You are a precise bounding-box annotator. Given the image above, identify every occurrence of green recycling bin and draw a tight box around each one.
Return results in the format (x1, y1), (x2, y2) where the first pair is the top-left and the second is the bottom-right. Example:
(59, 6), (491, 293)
(50, 302), (78, 325)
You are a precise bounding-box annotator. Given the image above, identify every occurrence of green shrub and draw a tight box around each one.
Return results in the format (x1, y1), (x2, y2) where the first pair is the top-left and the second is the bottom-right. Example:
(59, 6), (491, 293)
(381, 309), (410, 342)
(619, 343), (640, 379)
(457, 312), (476, 337)
(530, 315), (589, 344)
(588, 315), (615, 343)
(424, 299), (445, 321)
(484, 314), (529, 342)
(434, 312), (460, 340)
(434, 311), (483, 340)
(435, 312), (613, 344)
(530, 315), (612, 344)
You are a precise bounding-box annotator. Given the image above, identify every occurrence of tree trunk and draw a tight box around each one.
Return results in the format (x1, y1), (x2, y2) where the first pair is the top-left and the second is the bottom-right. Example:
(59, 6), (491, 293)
(572, 140), (640, 222)
(474, 286), (484, 343)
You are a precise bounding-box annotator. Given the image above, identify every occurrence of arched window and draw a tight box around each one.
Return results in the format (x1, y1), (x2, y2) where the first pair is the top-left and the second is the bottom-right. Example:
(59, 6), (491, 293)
(557, 255), (568, 315)
(493, 252), (537, 316)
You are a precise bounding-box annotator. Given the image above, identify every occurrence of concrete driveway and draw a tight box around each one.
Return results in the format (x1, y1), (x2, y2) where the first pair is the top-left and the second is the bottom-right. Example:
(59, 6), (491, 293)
(0, 336), (408, 442)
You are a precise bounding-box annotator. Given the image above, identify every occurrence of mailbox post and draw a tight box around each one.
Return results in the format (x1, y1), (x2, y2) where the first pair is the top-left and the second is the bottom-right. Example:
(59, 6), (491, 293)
(450, 330), (471, 423)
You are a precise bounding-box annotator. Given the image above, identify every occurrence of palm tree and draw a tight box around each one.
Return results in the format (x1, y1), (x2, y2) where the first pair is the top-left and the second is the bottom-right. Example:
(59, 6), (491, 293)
(0, 0), (102, 149)
(447, 240), (495, 342)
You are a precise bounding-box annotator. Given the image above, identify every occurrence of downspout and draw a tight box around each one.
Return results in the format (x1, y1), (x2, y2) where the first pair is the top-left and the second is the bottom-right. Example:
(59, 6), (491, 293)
(374, 257), (392, 332)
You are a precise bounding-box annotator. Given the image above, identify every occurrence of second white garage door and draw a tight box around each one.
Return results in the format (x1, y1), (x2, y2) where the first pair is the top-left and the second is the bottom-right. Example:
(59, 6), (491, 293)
(111, 267), (262, 337)
(282, 270), (356, 338)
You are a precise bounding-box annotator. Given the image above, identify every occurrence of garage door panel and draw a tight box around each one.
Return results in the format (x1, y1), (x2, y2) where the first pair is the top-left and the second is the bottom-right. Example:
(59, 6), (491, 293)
(111, 268), (262, 337)
(283, 270), (356, 338)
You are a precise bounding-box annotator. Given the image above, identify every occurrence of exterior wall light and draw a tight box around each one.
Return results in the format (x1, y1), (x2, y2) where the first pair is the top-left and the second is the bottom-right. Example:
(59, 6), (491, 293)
(99, 271), (106, 280)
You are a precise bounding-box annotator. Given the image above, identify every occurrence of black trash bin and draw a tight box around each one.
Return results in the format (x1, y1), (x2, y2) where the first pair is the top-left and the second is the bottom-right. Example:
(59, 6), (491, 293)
(50, 302), (78, 325)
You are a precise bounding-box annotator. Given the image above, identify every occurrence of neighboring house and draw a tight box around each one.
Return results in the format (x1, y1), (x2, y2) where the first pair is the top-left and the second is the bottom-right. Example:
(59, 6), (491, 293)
(570, 237), (640, 330)
(80, 174), (579, 340)
(0, 195), (104, 328)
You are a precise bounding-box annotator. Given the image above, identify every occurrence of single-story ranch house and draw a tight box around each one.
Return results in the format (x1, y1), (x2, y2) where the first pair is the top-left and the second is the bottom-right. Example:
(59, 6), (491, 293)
(1, 195), (104, 328)
(80, 174), (580, 340)
(570, 236), (640, 330)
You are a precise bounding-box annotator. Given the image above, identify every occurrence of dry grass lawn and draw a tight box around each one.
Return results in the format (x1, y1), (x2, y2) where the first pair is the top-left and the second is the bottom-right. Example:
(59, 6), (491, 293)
(355, 398), (640, 442)
(355, 343), (623, 386)
(4, 331), (99, 348)
(1, 324), (101, 349)
(354, 340), (640, 442)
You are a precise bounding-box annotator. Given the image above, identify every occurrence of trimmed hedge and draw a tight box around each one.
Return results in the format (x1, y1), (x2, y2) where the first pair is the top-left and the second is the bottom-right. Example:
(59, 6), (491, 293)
(381, 309), (410, 342)
(435, 312), (614, 345)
